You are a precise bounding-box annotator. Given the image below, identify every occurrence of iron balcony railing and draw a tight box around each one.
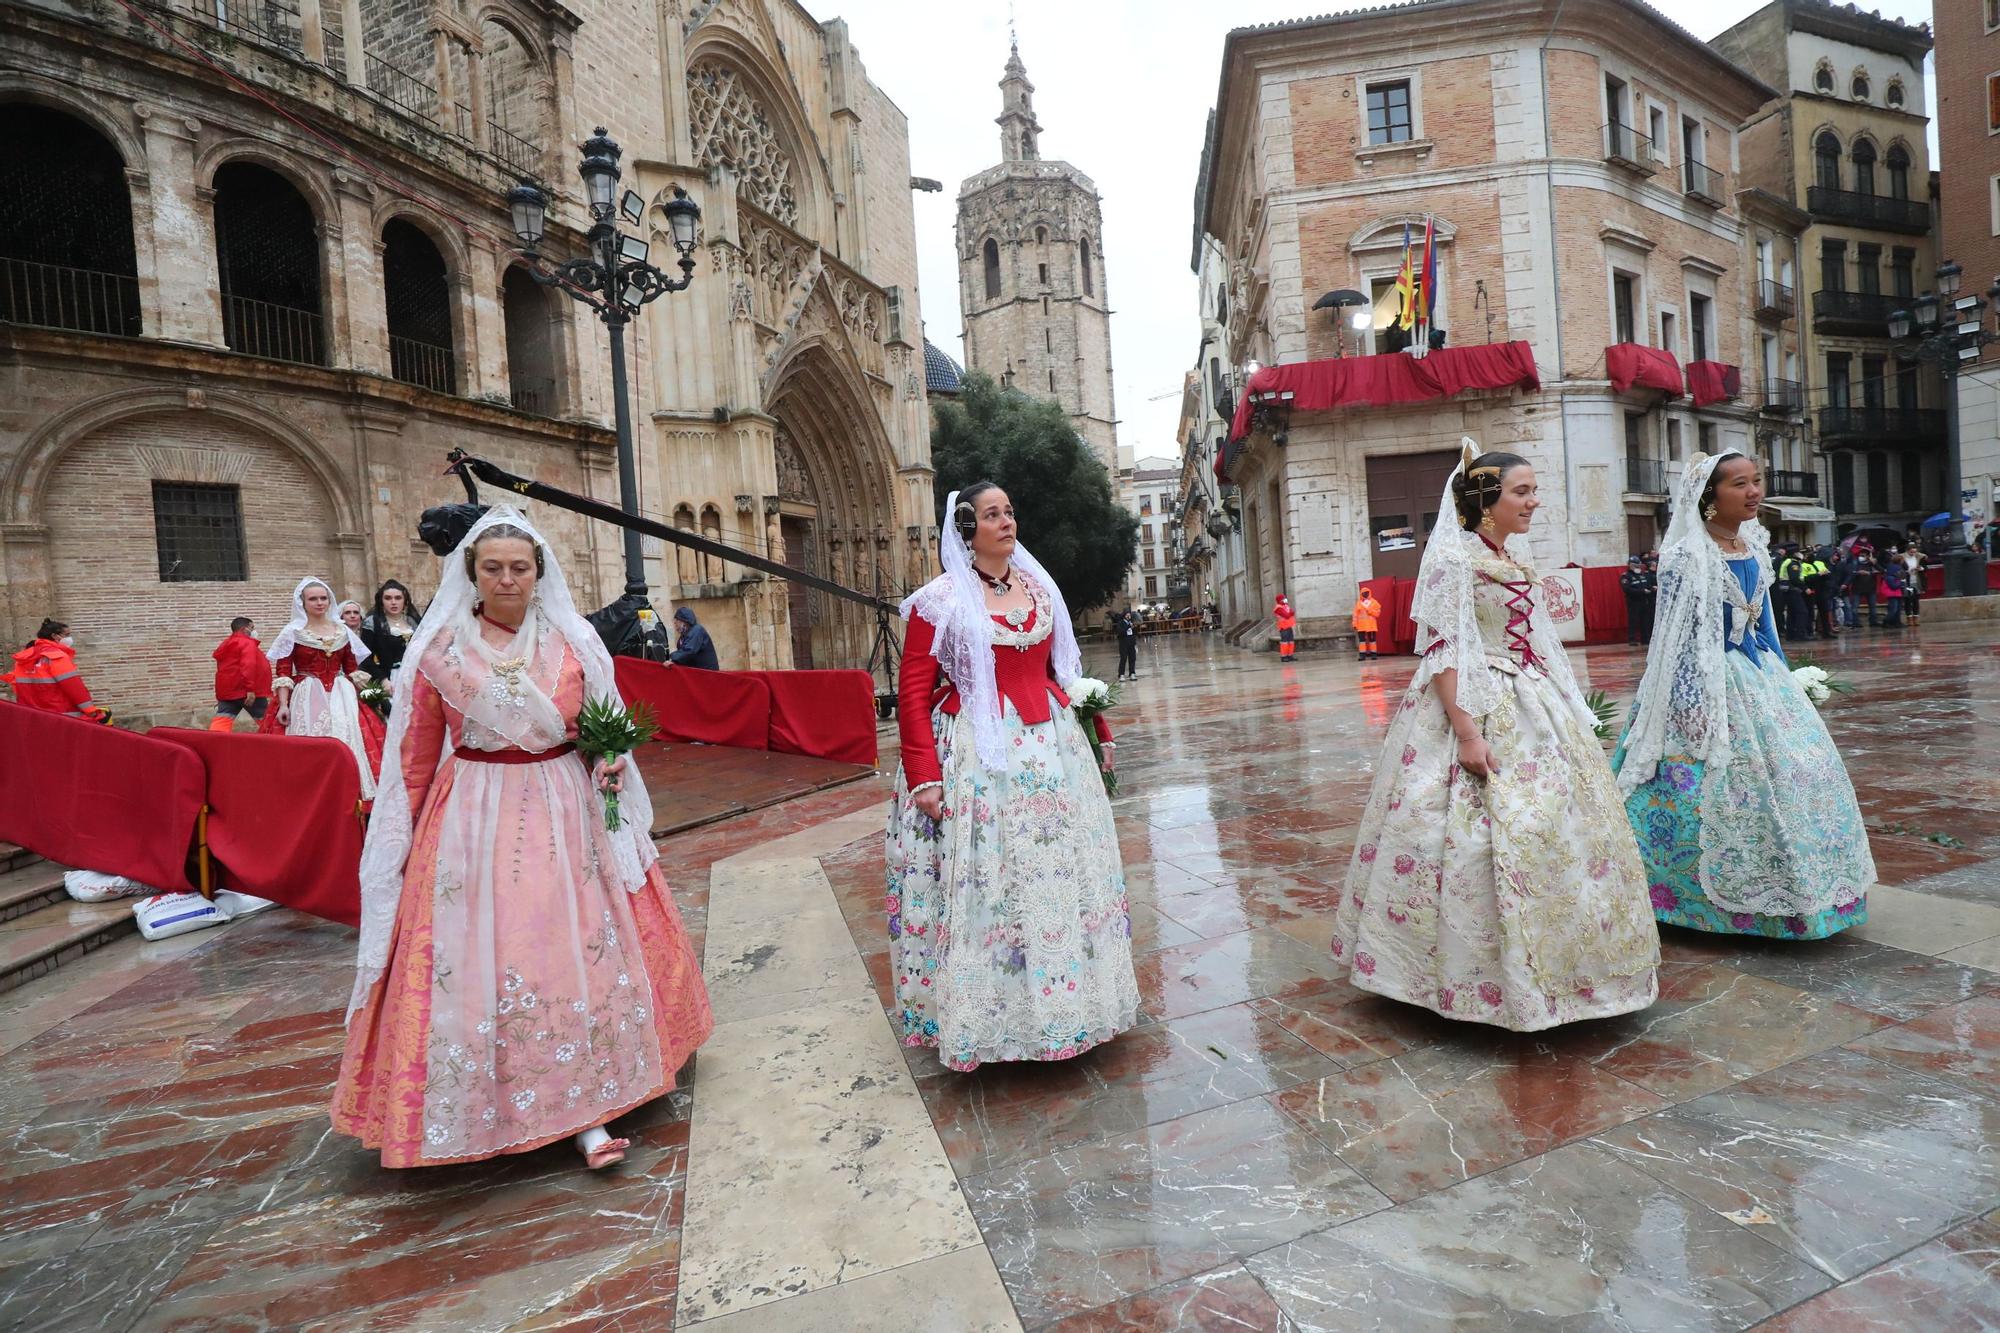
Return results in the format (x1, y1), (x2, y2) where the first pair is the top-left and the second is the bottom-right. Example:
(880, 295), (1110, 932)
(0, 257), (142, 337)
(509, 376), (557, 415)
(1816, 405), (1946, 443)
(199, 0), (304, 54)
(365, 51), (438, 120)
(222, 293), (325, 365)
(1759, 378), (1804, 414)
(1754, 279), (1796, 320)
(1766, 469), (1819, 499)
(389, 334), (456, 394)
(1805, 186), (1931, 235)
(1682, 158), (1725, 205)
(1624, 456), (1667, 495)
(489, 121), (542, 179)
(1812, 289), (1903, 331)
(1602, 120), (1660, 173)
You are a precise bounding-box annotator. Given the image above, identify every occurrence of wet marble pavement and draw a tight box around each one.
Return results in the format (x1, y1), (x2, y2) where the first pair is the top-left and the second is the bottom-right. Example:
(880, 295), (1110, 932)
(4, 625), (2000, 1330)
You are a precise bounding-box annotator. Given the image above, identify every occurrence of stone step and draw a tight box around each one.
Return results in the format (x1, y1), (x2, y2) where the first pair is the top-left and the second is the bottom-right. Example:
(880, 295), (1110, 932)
(0, 897), (140, 996)
(0, 842), (39, 874)
(0, 861), (67, 924)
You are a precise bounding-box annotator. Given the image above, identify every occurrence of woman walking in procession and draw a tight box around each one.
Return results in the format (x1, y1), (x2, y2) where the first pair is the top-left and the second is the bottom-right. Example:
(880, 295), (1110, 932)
(1329, 440), (1659, 1030)
(360, 580), (424, 682)
(885, 483), (1139, 1070)
(261, 578), (386, 797)
(332, 507), (711, 1169)
(1615, 451), (1873, 938)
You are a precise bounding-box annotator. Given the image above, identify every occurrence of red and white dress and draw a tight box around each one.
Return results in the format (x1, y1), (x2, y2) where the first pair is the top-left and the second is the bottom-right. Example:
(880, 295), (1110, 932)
(260, 630), (386, 797)
(884, 574), (1138, 1070)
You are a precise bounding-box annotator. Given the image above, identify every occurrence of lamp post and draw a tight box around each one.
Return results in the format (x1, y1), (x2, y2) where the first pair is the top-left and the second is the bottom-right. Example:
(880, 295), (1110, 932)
(506, 128), (701, 597)
(1890, 264), (2000, 560)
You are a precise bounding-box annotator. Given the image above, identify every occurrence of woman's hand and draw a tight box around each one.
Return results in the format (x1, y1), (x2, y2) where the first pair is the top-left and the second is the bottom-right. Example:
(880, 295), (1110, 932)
(1099, 742), (1116, 773)
(1455, 733), (1498, 779)
(913, 786), (945, 821)
(275, 701), (291, 728)
(595, 754), (626, 795)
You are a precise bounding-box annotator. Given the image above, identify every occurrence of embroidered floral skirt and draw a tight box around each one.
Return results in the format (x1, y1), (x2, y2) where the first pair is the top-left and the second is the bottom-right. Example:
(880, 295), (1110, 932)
(885, 704), (1140, 1071)
(1330, 661), (1660, 1031)
(1617, 651), (1873, 939)
(332, 755), (712, 1167)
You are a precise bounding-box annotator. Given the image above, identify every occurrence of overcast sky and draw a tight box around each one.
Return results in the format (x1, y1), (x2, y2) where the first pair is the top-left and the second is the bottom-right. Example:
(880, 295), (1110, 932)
(821, 0), (1936, 463)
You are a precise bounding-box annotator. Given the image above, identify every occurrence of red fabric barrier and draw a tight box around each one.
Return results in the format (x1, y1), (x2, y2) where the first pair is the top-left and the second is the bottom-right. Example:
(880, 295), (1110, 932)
(745, 670), (878, 765)
(1580, 566), (1630, 644)
(1228, 342), (1541, 443)
(1685, 360), (1741, 407)
(614, 657), (769, 750)
(1358, 576), (1419, 655)
(1606, 343), (1684, 397)
(154, 728), (363, 926)
(0, 702), (202, 890)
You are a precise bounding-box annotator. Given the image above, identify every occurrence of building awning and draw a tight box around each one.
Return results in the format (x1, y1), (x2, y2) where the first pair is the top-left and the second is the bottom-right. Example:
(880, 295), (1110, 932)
(1760, 498), (1834, 523)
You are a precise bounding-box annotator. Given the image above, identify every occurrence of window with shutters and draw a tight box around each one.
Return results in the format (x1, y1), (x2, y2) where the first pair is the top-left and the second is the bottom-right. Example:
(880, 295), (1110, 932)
(153, 482), (248, 582)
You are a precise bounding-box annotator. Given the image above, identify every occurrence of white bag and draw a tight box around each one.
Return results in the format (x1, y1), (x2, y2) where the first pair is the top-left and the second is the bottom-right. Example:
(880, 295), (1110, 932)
(212, 890), (277, 918)
(132, 892), (230, 941)
(63, 870), (155, 904)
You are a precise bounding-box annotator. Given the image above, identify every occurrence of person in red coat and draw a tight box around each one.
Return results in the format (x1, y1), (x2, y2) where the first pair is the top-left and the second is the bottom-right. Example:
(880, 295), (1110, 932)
(209, 616), (273, 731)
(5, 619), (109, 723)
(885, 482), (1139, 1072)
(1275, 592), (1298, 658)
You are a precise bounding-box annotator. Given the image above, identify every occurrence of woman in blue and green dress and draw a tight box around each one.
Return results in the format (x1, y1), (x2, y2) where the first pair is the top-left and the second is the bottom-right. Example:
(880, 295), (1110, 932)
(1614, 450), (1874, 938)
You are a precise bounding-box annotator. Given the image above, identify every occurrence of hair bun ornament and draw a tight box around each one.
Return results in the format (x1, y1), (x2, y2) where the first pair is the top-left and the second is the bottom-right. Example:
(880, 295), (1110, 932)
(1460, 437), (1481, 471)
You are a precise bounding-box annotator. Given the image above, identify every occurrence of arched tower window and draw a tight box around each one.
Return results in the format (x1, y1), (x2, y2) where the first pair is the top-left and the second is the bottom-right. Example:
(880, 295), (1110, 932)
(481, 20), (544, 179)
(213, 161), (325, 365)
(1886, 145), (1911, 200)
(382, 219), (455, 393)
(1850, 139), (1876, 196)
(1886, 78), (1905, 108)
(1851, 72), (1870, 101)
(0, 104), (140, 336)
(983, 237), (1000, 299)
(1814, 61), (1835, 93)
(502, 264), (558, 414)
(1813, 132), (1842, 191)
(1079, 236), (1094, 296)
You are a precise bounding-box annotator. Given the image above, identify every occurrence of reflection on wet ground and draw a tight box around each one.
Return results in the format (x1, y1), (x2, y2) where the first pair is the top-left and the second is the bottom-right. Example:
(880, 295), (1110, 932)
(1, 628), (1997, 1329)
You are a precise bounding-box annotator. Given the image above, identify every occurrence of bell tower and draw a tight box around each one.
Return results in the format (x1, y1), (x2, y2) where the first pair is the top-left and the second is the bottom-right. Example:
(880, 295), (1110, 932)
(954, 42), (1123, 473)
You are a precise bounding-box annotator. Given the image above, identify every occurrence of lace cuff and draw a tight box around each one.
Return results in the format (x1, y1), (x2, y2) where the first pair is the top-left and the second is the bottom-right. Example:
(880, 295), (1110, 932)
(906, 780), (943, 799)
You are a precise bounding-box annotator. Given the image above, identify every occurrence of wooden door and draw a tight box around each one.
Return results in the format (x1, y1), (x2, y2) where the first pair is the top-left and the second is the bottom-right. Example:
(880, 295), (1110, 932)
(781, 515), (815, 669)
(1364, 449), (1460, 582)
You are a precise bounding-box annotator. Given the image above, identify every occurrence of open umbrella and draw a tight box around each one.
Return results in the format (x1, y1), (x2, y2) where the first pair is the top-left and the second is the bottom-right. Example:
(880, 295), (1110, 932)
(1920, 512), (1954, 530)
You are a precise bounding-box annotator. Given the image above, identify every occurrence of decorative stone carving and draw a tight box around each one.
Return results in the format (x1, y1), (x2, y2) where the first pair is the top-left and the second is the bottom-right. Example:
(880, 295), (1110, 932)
(774, 429), (816, 504)
(688, 59), (800, 226)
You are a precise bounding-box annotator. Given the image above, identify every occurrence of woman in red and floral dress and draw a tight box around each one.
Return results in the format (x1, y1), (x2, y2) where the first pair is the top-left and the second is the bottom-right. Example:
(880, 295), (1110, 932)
(260, 576), (386, 798)
(885, 482), (1138, 1072)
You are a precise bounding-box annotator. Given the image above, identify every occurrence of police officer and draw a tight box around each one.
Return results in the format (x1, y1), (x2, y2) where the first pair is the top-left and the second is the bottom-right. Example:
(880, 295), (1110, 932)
(1772, 544), (1797, 639)
(1805, 545), (1836, 638)
(1620, 557), (1650, 646)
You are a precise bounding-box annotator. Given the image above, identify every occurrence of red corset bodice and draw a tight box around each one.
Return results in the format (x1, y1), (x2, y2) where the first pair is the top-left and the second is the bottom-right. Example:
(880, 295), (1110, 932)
(276, 640), (360, 688)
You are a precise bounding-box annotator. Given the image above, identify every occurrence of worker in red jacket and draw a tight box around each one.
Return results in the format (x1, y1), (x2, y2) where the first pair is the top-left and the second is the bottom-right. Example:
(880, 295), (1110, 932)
(5, 619), (110, 723)
(210, 616), (273, 731)
(1274, 593), (1298, 659)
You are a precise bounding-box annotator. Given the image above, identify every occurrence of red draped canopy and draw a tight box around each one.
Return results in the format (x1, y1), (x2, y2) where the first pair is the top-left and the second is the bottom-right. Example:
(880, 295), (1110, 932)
(1227, 341), (1541, 447)
(1685, 360), (1742, 407)
(1606, 343), (1684, 397)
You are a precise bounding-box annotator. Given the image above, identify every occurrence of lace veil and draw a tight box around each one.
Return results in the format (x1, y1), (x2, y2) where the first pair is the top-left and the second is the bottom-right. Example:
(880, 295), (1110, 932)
(1614, 449), (1770, 797)
(268, 576), (370, 664)
(901, 488), (1082, 772)
(348, 505), (658, 1019)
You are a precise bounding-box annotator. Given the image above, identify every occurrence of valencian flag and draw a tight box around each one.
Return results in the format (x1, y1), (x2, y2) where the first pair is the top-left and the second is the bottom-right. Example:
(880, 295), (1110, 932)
(1393, 223), (1418, 332)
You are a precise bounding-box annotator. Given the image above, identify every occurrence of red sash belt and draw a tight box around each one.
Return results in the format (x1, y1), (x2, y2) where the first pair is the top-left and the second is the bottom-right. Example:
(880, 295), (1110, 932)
(453, 742), (578, 765)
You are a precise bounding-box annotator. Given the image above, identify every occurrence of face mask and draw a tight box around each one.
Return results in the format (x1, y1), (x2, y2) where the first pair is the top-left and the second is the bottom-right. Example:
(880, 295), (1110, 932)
(60, 636), (74, 648)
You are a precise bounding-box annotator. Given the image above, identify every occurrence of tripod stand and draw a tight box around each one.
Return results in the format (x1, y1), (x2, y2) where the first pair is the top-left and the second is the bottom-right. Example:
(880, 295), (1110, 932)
(864, 562), (902, 719)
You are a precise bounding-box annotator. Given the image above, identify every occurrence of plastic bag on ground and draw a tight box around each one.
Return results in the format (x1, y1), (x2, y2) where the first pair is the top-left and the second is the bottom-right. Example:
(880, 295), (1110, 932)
(63, 870), (156, 904)
(133, 892), (230, 941)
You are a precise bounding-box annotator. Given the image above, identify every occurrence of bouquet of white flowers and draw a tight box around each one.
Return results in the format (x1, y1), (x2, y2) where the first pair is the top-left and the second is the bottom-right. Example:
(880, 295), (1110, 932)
(1790, 662), (1849, 708)
(1068, 676), (1119, 796)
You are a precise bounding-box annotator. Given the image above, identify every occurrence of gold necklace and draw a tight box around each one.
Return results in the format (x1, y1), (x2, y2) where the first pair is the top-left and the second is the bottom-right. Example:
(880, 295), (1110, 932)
(1705, 522), (1748, 554)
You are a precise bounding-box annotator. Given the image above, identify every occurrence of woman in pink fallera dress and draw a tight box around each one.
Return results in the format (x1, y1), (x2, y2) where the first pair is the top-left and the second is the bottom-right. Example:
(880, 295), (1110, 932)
(332, 507), (711, 1170)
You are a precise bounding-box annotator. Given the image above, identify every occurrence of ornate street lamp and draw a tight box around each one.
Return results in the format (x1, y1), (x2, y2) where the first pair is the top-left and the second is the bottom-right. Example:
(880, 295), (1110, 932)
(505, 128), (701, 597)
(1887, 260), (2000, 585)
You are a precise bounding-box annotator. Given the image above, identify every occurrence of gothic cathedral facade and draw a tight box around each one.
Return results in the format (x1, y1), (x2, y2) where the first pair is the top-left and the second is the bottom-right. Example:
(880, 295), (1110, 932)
(955, 44), (1124, 475)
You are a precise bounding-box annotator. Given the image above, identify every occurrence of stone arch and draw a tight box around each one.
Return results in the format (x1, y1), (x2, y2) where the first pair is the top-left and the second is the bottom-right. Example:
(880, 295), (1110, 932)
(6, 386), (362, 532)
(371, 198), (473, 277)
(197, 138), (340, 229)
(0, 76), (145, 170)
(1348, 214), (1460, 251)
(682, 33), (833, 237)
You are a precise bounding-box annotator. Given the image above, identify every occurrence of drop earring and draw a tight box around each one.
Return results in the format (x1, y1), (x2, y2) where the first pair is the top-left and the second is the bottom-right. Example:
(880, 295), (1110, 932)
(1703, 503), (1718, 521)
(1479, 513), (1497, 532)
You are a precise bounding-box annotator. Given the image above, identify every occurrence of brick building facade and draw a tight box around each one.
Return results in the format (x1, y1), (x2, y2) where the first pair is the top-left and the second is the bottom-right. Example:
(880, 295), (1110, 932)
(1936, 0), (2000, 522)
(0, 0), (932, 723)
(1714, 0), (1940, 540)
(1195, 0), (1776, 644)
(956, 43), (1123, 476)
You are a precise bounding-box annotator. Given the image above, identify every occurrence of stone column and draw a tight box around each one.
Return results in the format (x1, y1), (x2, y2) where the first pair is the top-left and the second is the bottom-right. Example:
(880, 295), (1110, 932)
(431, 30), (456, 131)
(466, 47), (488, 150)
(463, 235), (505, 400)
(300, 0), (326, 65)
(332, 169), (387, 374)
(341, 0), (365, 85)
(133, 107), (223, 347)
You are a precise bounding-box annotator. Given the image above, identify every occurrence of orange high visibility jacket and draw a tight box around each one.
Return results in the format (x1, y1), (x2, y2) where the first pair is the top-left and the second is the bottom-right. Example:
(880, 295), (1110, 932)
(5, 639), (103, 719)
(1352, 594), (1382, 634)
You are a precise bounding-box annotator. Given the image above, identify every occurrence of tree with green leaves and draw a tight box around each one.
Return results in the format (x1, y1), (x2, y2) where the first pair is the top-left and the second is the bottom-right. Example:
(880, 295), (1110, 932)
(929, 373), (1138, 612)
